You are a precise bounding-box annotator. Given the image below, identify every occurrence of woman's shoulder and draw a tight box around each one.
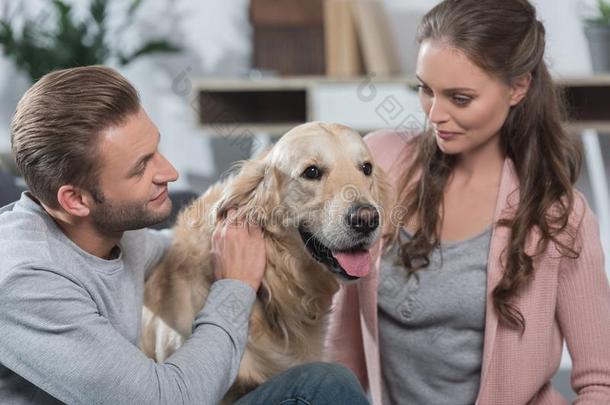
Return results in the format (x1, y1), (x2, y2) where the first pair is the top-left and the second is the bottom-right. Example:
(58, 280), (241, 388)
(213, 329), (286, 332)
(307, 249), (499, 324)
(566, 189), (598, 237)
(547, 188), (594, 231)
(536, 188), (599, 254)
(363, 129), (420, 175)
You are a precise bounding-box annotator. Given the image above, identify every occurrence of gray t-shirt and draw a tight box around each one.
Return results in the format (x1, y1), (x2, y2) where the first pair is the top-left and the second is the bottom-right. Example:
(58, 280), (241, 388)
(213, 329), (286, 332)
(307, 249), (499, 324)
(0, 193), (256, 404)
(378, 226), (492, 405)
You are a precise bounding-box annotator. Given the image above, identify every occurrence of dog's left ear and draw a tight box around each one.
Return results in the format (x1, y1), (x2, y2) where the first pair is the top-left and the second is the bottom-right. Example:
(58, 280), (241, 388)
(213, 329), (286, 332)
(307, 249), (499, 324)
(216, 152), (282, 227)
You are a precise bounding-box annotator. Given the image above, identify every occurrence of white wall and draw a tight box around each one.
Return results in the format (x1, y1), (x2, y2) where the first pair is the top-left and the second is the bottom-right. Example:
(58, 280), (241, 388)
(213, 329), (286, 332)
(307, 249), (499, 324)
(383, 0), (598, 76)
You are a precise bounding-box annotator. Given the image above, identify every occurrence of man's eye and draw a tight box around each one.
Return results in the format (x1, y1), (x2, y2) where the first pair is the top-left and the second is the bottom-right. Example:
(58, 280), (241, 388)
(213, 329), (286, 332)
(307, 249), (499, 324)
(133, 164), (147, 177)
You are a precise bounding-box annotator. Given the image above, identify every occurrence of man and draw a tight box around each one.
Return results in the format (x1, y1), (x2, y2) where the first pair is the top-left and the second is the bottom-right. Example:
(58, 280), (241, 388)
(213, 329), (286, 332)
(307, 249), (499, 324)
(0, 66), (368, 404)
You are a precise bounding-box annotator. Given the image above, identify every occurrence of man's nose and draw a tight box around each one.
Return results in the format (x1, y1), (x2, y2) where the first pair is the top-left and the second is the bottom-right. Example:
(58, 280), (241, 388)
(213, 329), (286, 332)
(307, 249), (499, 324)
(154, 153), (179, 183)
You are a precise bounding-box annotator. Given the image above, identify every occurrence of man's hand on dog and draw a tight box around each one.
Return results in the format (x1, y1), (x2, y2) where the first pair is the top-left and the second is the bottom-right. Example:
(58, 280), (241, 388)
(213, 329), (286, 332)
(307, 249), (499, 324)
(212, 209), (267, 292)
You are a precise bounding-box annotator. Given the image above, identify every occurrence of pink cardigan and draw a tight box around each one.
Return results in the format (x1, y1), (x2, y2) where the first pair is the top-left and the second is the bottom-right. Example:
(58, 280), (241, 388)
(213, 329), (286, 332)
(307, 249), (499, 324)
(325, 130), (610, 404)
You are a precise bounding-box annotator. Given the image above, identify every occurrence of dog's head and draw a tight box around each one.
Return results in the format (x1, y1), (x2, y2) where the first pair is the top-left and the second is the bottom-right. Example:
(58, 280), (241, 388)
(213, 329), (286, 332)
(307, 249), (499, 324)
(216, 122), (392, 281)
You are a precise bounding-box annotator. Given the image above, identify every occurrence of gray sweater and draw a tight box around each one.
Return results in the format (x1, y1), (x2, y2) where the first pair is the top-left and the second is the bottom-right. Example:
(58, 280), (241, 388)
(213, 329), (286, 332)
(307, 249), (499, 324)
(378, 226), (492, 405)
(0, 193), (255, 405)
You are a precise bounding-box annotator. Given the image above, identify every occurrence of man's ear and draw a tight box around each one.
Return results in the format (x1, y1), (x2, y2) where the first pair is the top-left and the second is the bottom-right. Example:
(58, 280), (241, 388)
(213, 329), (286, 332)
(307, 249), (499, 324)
(56, 185), (92, 217)
(509, 73), (532, 107)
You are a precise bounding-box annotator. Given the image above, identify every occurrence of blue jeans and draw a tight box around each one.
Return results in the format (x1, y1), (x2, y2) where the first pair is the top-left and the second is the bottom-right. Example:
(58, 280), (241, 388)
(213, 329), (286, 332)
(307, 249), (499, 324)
(235, 362), (370, 405)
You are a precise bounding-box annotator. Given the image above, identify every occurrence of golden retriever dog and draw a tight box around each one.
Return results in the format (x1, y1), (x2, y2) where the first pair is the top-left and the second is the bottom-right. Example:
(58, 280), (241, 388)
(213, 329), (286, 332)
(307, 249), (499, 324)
(140, 122), (392, 402)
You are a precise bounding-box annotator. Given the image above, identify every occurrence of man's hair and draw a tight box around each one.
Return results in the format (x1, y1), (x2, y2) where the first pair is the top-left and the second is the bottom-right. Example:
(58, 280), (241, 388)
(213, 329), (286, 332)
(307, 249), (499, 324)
(11, 65), (140, 209)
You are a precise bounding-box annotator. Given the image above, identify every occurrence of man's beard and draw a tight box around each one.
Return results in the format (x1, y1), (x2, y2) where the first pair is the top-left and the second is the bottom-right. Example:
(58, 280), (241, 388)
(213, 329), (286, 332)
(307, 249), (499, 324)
(89, 193), (172, 234)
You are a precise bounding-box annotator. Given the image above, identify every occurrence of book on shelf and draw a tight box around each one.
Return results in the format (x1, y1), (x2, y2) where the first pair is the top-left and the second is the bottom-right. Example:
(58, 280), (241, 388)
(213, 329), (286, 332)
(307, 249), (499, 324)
(350, 0), (400, 76)
(324, 0), (364, 77)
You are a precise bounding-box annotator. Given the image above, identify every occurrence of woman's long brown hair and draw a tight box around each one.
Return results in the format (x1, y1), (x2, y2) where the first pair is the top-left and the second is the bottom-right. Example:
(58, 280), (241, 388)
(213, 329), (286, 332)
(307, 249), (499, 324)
(389, 0), (582, 332)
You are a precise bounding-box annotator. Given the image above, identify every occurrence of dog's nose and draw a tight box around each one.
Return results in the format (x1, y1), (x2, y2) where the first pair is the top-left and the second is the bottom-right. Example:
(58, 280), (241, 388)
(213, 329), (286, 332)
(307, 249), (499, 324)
(346, 204), (380, 234)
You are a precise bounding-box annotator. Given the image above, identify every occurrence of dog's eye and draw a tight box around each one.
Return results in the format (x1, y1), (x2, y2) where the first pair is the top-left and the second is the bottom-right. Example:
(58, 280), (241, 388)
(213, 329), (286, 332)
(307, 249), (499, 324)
(362, 162), (373, 176)
(302, 165), (322, 180)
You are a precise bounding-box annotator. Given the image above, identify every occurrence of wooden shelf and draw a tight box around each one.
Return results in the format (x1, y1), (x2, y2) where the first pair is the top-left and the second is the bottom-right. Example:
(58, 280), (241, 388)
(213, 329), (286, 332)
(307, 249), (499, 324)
(199, 123), (302, 137)
(564, 121), (610, 134)
(554, 74), (610, 87)
(193, 74), (610, 89)
(198, 88), (308, 127)
(193, 76), (416, 90)
(194, 75), (610, 137)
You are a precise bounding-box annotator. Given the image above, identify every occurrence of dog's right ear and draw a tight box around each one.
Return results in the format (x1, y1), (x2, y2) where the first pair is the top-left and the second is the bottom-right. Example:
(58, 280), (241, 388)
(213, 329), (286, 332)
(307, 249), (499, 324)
(216, 158), (265, 219)
(215, 150), (281, 226)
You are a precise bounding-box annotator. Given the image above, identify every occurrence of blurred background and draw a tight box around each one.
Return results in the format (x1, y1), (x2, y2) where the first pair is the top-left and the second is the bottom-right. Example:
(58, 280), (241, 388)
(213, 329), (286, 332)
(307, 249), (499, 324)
(1, 0), (610, 400)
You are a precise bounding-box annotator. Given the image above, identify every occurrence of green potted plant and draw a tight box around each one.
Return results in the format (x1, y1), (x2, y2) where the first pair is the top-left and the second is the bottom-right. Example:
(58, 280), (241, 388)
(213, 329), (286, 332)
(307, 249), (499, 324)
(584, 0), (610, 72)
(0, 0), (182, 177)
(0, 0), (181, 83)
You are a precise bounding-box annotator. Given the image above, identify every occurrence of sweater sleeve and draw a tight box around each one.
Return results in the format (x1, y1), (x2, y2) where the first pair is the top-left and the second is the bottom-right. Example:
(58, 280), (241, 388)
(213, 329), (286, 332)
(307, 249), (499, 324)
(556, 202), (610, 404)
(0, 266), (255, 405)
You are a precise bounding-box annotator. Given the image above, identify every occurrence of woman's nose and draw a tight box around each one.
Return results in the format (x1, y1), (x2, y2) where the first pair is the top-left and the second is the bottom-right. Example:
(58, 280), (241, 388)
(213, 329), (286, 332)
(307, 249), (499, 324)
(428, 98), (450, 124)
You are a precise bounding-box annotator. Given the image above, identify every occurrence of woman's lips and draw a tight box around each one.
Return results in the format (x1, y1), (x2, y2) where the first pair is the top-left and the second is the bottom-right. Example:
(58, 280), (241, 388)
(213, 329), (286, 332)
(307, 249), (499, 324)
(436, 130), (462, 140)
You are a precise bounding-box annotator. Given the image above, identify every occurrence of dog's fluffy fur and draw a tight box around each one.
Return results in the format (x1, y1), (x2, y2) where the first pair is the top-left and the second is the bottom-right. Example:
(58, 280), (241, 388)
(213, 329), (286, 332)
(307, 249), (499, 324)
(140, 122), (392, 402)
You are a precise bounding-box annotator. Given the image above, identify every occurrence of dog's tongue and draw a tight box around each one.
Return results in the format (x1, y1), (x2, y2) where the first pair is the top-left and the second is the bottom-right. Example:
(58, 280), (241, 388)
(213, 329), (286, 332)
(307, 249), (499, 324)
(332, 250), (371, 277)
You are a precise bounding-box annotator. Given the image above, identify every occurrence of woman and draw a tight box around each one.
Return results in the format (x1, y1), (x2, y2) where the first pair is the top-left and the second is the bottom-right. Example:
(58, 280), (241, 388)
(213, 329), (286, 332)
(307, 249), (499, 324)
(326, 0), (610, 404)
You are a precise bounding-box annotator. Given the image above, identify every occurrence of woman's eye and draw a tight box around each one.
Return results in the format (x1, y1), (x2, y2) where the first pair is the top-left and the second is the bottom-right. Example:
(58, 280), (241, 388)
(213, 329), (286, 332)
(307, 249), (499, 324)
(302, 165), (322, 180)
(362, 162), (373, 176)
(416, 84), (432, 96)
(452, 95), (471, 106)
